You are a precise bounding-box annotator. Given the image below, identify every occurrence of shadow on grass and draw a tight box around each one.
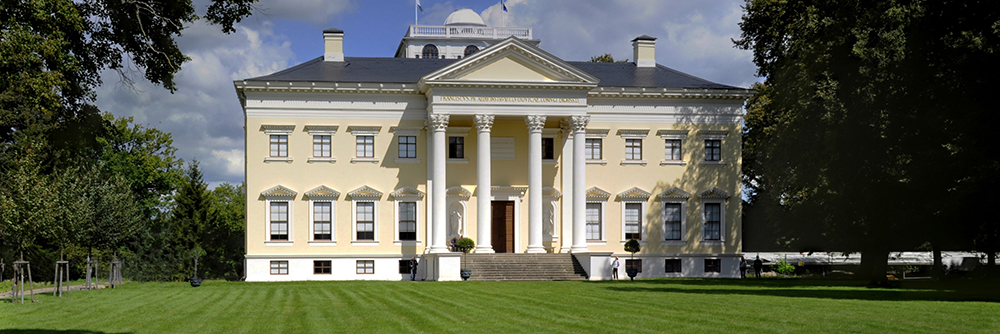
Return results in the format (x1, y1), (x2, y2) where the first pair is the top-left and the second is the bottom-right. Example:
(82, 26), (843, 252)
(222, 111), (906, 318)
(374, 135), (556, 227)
(0, 330), (131, 334)
(591, 278), (1000, 303)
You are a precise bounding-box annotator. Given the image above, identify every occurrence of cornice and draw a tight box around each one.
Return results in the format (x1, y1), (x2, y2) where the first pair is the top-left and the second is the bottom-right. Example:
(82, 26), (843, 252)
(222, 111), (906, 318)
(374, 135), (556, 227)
(235, 81), (421, 95)
(589, 87), (753, 100)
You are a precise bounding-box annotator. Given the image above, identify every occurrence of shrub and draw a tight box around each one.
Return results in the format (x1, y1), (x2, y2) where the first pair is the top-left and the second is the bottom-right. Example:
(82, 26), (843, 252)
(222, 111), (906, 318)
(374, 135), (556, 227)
(772, 258), (796, 276)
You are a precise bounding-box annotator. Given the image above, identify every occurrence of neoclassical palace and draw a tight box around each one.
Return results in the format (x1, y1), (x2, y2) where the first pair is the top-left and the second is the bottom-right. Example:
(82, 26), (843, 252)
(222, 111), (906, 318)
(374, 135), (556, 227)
(235, 9), (750, 281)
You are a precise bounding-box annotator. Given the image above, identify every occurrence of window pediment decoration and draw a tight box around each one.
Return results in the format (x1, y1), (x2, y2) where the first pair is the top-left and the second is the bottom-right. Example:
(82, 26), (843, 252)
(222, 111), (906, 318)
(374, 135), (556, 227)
(305, 185), (340, 199)
(657, 129), (689, 139)
(492, 186), (528, 197)
(262, 185), (297, 198)
(698, 187), (731, 199)
(447, 186), (472, 199)
(586, 186), (611, 201)
(391, 186), (425, 200)
(347, 126), (382, 136)
(305, 125), (338, 135)
(543, 187), (562, 198)
(699, 130), (729, 140)
(616, 129), (650, 139)
(617, 187), (652, 201)
(656, 187), (691, 201)
(348, 185), (383, 199)
(260, 125), (295, 134)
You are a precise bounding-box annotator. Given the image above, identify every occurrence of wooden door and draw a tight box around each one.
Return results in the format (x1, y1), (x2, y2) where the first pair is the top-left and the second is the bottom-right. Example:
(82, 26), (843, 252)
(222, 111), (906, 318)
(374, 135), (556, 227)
(491, 201), (515, 253)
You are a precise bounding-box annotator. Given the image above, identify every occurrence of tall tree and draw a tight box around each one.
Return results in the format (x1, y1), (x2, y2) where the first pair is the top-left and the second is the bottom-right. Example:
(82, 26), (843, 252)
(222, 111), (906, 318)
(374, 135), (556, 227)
(736, 0), (1000, 284)
(204, 182), (245, 279)
(169, 160), (213, 276)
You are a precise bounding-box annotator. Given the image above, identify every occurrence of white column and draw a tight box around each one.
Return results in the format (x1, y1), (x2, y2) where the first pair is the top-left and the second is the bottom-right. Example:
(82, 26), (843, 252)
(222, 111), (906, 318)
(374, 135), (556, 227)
(475, 114), (495, 253)
(525, 115), (547, 253)
(559, 119), (574, 253)
(570, 115), (590, 253)
(425, 125), (434, 253)
(428, 114), (450, 253)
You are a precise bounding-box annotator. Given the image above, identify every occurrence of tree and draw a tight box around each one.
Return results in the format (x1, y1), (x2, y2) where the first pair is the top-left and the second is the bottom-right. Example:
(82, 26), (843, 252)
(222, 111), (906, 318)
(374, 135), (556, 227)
(736, 0), (1000, 285)
(589, 53), (629, 63)
(98, 114), (184, 221)
(167, 160), (214, 277)
(205, 182), (245, 279)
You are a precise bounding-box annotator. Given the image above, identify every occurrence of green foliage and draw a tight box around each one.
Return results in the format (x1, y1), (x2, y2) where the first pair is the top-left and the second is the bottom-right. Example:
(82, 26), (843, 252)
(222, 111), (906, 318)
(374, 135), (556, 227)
(589, 53), (629, 63)
(771, 258), (795, 276)
(735, 0), (1000, 283)
(624, 239), (641, 256)
(456, 237), (475, 253)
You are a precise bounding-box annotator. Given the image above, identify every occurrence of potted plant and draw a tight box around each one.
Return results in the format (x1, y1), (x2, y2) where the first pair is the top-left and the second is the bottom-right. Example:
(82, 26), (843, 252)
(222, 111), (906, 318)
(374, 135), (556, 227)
(456, 237), (475, 281)
(623, 239), (641, 281)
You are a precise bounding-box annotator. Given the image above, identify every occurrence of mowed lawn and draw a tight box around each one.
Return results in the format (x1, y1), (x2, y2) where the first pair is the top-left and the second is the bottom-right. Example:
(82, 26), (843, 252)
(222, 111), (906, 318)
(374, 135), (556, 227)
(2, 278), (998, 333)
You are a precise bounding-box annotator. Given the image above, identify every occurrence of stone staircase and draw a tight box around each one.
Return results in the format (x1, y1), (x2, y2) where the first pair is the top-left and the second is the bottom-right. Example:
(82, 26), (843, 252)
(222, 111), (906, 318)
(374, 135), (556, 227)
(461, 253), (589, 281)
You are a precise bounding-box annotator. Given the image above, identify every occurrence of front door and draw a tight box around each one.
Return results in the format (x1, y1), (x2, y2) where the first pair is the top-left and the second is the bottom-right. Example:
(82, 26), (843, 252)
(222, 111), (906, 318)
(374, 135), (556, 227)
(491, 201), (515, 253)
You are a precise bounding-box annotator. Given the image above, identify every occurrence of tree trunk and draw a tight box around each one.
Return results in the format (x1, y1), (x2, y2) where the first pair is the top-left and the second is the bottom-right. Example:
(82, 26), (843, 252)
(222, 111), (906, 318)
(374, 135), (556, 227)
(932, 248), (943, 279)
(858, 249), (874, 282)
(867, 246), (891, 288)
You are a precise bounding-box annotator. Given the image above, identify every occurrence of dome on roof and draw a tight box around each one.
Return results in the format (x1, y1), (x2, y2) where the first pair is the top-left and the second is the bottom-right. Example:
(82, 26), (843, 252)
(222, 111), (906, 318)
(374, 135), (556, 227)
(444, 9), (486, 26)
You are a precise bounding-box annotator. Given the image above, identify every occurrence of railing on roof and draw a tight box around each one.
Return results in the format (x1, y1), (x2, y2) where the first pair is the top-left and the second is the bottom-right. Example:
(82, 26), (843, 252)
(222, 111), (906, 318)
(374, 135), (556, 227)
(408, 25), (532, 40)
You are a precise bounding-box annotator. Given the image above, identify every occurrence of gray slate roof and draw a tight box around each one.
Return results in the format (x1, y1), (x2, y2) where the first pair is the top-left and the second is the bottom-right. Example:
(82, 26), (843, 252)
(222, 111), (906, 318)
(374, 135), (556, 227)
(246, 56), (741, 90)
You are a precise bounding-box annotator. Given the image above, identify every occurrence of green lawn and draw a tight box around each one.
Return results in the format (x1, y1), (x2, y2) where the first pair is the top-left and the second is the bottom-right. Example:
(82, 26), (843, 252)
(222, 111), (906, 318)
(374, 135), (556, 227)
(2, 278), (998, 333)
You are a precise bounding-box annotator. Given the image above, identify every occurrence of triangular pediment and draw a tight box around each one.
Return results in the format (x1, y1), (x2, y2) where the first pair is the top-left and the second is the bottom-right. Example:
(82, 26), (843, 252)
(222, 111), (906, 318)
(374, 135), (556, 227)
(390, 186), (425, 200)
(348, 185), (383, 199)
(262, 185), (297, 198)
(305, 185), (340, 199)
(586, 186), (612, 201)
(656, 187), (692, 201)
(617, 187), (652, 201)
(447, 186), (472, 199)
(421, 37), (599, 86)
(698, 187), (731, 199)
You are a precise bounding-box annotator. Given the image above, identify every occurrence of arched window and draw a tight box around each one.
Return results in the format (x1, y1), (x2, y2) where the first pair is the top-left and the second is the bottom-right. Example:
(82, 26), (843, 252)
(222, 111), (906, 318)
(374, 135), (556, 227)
(422, 44), (439, 59)
(464, 45), (480, 57)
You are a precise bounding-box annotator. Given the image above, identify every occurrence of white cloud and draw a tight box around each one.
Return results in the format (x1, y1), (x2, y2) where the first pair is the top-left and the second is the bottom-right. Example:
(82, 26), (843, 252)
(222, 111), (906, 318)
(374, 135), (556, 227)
(247, 0), (354, 26)
(95, 20), (296, 185)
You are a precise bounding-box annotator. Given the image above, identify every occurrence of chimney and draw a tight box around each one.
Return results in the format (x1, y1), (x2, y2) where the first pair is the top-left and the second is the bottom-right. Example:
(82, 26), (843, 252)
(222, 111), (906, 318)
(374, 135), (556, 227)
(324, 28), (344, 62)
(632, 35), (657, 68)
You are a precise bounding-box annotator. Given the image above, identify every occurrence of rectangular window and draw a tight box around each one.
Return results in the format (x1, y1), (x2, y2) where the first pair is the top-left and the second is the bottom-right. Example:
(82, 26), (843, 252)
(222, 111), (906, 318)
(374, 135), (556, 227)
(270, 135), (288, 157)
(542, 137), (554, 160)
(624, 203), (642, 240)
(270, 261), (288, 275)
(704, 203), (721, 241)
(663, 203), (682, 240)
(399, 260), (410, 274)
(314, 260), (331, 274)
(398, 136), (416, 158)
(625, 139), (642, 160)
(357, 260), (374, 274)
(665, 139), (682, 160)
(704, 259), (721, 273)
(398, 202), (417, 241)
(449, 137), (464, 159)
(313, 135), (331, 157)
(270, 202), (288, 241)
(585, 139), (602, 160)
(314, 202), (332, 241)
(356, 135), (374, 158)
(586, 203), (602, 240)
(705, 140), (721, 161)
(665, 259), (682, 273)
(625, 259), (642, 273)
(356, 202), (375, 240)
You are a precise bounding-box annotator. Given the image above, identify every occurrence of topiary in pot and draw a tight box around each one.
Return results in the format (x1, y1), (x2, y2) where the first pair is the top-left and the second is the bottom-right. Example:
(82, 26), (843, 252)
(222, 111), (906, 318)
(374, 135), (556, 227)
(456, 237), (475, 281)
(623, 239), (641, 281)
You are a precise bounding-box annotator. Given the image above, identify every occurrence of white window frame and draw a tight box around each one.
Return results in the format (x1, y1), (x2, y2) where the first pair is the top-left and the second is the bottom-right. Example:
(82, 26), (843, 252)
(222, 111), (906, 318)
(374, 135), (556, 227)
(658, 130), (688, 166)
(621, 200), (646, 244)
(306, 125), (338, 163)
(348, 126), (381, 163)
(446, 127), (471, 164)
(308, 200), (335, 245)
(585, 129), (608, 165)
(356, 260), (375, 275)
(393, 199), (422, 245)
(617, 129), (649, 166)
(699, 131), (728, 165)
(262, 125), (294, 163)
(265, 199), (293, 246)
(352, 200), (379, 245)
(661, 200), (687, 246)
(701, 200), (726, 244)
(270, 260), (289, 275)
(585, 202), (606, 244)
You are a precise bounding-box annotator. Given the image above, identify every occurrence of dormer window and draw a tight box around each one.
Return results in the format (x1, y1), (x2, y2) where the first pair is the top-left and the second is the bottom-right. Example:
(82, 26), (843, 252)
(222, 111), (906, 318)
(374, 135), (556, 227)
(464, 45), (479, 56)
(422, 44), (439, 59)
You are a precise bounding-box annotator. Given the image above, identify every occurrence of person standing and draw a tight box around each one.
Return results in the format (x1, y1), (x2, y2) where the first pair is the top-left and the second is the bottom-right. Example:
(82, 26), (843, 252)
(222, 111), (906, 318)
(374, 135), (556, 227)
(612, 256), (620, 280)
(409, 256), (418, 281)
(739, 256), (748, 279)
(753, 256), (763, 279)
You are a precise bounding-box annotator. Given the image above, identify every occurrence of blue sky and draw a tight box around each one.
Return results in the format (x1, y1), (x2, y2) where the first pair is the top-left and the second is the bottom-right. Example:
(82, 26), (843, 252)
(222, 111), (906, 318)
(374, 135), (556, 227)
(94, 0), (757, 187)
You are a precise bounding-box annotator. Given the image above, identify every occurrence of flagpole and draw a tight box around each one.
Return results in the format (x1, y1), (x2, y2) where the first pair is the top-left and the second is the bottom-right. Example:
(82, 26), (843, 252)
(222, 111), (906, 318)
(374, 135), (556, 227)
(415, 0), (418, 25)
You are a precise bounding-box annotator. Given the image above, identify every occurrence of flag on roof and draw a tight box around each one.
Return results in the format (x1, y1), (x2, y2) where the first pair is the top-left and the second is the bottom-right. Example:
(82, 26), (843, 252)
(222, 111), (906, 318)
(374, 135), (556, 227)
(502, 0), (508, 12)
(417, 0), (423, 12)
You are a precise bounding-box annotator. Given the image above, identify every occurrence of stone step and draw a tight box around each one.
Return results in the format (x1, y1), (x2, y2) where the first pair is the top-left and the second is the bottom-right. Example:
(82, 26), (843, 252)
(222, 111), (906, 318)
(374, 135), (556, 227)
(458, 253), (588, 281)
